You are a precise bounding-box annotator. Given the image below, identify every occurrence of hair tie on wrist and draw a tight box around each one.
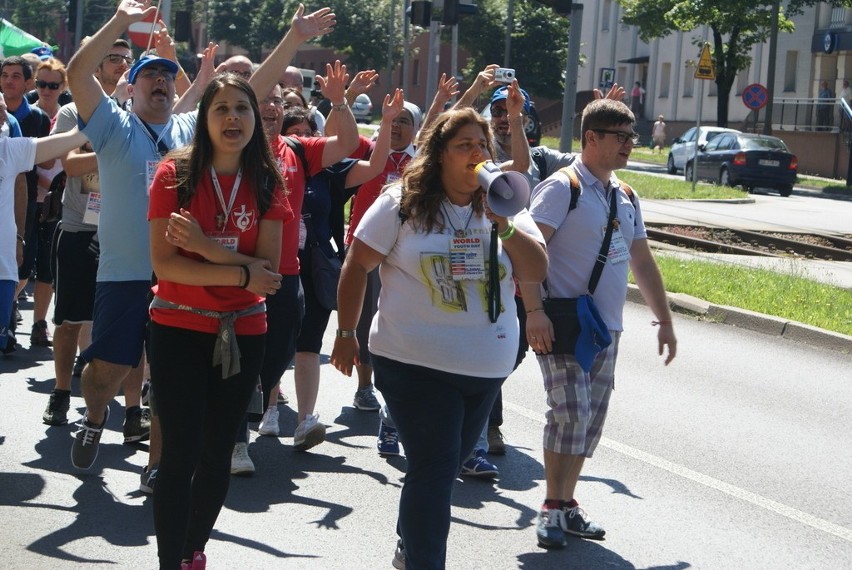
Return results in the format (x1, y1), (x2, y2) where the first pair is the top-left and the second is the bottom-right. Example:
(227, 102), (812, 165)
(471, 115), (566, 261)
(239, 265), (250, 289)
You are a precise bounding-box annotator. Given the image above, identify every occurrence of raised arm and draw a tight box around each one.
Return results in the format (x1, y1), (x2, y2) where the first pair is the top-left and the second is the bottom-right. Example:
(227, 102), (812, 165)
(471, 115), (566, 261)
(67, 0), (159, 122)
(455, 64), (498, 109)
(502, 79), (531, 173)
(318, 61), (358, 167)
(345, 89), (404, 187)
(326, 69), (378, 136)
(249, 4), (336, 102)
(420, 73), (459, 135)
(173, 42), (218, 114)
(153, 22), (191, 96)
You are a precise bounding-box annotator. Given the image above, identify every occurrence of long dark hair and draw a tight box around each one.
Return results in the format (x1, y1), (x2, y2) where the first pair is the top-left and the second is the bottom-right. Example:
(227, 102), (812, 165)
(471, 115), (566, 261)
(169, 75), (286, 214)
(400, 107), (495, 232)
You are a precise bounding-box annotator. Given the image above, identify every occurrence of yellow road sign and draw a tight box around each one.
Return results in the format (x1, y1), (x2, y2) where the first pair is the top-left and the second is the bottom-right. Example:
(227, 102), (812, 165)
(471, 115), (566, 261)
(695, 44), (715, 80)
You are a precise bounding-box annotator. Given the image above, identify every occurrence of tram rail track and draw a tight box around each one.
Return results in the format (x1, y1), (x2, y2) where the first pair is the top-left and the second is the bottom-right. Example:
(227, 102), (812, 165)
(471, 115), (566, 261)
(645, 223), (852, 262)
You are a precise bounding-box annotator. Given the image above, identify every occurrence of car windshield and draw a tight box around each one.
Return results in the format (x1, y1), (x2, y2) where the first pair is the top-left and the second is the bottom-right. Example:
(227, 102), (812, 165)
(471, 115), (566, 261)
(741, 137), (787, 151)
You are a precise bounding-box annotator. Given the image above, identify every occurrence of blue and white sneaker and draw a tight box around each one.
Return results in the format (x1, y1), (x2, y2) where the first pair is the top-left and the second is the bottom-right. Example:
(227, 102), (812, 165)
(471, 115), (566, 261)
(461, 449), (498, 478)
(377, 421), (401, 456)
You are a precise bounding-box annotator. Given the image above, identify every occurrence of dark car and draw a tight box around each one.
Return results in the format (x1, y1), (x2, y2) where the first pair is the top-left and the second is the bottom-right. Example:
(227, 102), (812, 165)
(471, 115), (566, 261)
(685, 133), (798, 197)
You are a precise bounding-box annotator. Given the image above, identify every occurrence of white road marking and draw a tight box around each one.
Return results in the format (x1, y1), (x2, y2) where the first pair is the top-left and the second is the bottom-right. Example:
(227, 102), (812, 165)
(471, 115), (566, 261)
(504, 401), (852, 543)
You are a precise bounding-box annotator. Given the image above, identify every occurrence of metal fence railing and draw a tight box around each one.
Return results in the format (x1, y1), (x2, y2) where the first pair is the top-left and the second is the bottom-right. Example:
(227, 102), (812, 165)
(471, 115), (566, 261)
(771, 97), (841, 133)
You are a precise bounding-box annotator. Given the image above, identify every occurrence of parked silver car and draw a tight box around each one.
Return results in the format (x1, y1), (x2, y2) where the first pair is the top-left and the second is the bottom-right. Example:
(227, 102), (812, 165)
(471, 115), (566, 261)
(667, 126), (740, 174)
(351, 93), (373, 123)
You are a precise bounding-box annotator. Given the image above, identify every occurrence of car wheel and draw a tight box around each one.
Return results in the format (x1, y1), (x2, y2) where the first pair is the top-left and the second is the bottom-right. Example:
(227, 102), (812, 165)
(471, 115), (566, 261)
(684, 162), (694, 182)
(719, 167), (733, 187)
(779, 185), (793, 197)
(666, 154), (676, 174)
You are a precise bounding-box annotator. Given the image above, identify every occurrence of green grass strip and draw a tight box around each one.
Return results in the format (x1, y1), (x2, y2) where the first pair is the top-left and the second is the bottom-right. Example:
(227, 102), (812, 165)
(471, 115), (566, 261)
(634, 255), (852, 336)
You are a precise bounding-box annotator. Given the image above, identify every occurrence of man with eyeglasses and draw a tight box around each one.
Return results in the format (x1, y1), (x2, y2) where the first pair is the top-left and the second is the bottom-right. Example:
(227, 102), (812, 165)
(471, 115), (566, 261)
(65, 0), (207, 473)
(520, 98), (677, 549)
(41, 37), (137, 433)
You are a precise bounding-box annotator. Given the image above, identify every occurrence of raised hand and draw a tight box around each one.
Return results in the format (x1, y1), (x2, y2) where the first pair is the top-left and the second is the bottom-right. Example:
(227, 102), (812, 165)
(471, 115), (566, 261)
(196, 42), (218, 85)
(347, 70), (380, 98)
(317, 60), (348, 104)
(505, 79), (525, 117)
(435, 73), (460, 106)
(153, 20), (177, 62)
(381, 89), (405, 120)
(290, 4), (336, 43)
(116, 0), (158, 23)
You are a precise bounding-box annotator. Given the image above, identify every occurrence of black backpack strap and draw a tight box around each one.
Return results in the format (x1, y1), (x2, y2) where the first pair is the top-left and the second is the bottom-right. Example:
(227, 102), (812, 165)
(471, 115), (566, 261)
(283, 136), (310, 183)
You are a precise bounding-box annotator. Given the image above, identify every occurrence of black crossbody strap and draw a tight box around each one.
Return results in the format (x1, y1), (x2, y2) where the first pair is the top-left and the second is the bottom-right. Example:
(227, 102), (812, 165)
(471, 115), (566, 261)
(587, 187), (618, 295)
(488, 222), (500, 323)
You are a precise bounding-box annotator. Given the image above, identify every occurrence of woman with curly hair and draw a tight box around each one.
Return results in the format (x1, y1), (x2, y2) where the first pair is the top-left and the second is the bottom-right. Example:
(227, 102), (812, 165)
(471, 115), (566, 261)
(331, 105), (548, 569)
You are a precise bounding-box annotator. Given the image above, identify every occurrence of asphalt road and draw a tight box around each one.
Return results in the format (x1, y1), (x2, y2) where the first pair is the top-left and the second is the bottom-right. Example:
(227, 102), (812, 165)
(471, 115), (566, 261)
(2, 297), (850, 569)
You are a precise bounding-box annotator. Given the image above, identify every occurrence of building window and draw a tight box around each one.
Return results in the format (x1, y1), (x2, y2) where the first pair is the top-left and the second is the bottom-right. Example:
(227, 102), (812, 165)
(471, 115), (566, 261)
(735, 66), (750, 96)
(602, 0), (611, 31)
(784, 51), (797, 92)
(412, 59), (420, 86)
(683, 66), (694, 98)
(709, 78), (718, 97)
(659, 63), (671, 98)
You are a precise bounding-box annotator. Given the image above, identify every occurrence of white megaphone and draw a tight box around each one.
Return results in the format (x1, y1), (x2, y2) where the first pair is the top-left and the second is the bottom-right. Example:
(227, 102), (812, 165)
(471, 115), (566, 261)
(475, 161), (530, 217)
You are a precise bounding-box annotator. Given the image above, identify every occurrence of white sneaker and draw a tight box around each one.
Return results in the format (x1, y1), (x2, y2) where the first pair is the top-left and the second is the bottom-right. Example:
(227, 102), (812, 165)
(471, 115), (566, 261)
(230, 442), (255, 476)
(258, 407), (280, 436)
(293, 413), (326, 451)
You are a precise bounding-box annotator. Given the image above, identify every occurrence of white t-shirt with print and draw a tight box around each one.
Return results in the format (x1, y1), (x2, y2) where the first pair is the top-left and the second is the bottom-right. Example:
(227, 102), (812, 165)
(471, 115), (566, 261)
(355, 185), (544, 378)
(0, 138), (37, 281)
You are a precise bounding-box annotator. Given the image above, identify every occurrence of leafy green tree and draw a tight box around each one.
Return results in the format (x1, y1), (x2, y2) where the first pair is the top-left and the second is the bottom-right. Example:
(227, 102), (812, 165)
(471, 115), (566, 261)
(458, 0), (569, 100)
(10, 0), (65, 45)
(618, 0), (852, 126)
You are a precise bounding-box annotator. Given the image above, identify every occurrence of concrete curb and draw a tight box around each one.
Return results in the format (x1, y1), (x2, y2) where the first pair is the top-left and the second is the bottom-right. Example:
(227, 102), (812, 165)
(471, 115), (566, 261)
(626, 285), (852, 354)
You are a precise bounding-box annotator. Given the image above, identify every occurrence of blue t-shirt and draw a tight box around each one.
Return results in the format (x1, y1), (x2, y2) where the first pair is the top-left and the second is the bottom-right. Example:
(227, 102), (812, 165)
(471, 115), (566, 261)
(80, 95), (197, 281)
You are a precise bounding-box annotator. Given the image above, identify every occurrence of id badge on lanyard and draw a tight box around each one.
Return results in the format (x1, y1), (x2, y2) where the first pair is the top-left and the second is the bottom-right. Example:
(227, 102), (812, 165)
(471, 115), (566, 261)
(449, 236), (485, 280)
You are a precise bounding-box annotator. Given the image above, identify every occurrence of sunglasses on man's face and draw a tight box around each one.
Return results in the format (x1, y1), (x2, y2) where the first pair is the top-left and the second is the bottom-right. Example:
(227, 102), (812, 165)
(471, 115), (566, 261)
(36, 80), (62, 90)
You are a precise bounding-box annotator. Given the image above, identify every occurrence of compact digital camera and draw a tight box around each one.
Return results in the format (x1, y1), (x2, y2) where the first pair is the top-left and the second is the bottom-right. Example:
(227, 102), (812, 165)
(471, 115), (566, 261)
(495, 67), (516, 83)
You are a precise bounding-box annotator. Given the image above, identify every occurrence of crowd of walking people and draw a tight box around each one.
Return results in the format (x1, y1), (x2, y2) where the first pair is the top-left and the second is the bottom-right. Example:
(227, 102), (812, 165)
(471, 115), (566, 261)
(1, 1), (678, 568)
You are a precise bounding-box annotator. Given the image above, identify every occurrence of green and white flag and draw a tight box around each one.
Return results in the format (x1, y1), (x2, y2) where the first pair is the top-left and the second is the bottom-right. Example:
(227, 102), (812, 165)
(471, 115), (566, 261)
(0, 18), (45, 58)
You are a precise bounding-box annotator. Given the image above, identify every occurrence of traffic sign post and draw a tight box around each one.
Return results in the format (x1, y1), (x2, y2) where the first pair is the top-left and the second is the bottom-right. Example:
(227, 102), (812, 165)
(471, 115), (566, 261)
(742, 83), (769, 132)
(695, 44), (715, 80)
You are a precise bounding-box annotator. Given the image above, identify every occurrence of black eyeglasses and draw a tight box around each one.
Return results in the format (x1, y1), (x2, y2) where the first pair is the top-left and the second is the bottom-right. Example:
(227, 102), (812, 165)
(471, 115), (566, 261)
(594, 129), (640, 145)
(36, 80), (62, 90)
(103, 54), (134, 66)
(490, 106), (509, 118)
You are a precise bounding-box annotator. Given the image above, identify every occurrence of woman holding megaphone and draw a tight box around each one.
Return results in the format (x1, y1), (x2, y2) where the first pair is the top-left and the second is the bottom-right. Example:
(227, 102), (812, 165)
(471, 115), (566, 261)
(331, 106), (547, 569)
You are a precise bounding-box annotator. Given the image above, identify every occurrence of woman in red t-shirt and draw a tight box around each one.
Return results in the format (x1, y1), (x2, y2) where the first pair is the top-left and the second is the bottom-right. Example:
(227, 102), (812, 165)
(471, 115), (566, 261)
(147, 74), (292, 570)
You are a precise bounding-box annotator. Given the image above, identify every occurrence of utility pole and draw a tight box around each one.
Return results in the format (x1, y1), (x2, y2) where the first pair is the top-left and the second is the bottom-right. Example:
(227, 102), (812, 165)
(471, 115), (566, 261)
(559, 4), (582, 153)
(763, 0), (780, 135)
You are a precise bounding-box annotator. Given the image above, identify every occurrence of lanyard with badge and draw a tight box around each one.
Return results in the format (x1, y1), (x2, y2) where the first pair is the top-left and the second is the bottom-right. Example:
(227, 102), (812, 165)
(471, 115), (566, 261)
(443, 202), (486, 281)
(135, 115), (173, 192)
(385, 152), (408, 185)
(209, 166), (243, 251)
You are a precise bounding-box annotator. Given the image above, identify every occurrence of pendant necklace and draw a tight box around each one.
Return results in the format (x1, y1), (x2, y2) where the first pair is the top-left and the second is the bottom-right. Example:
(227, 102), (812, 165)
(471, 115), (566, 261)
(441, 200), (474, 237)
(210, 166), (243, 231)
